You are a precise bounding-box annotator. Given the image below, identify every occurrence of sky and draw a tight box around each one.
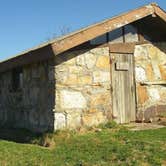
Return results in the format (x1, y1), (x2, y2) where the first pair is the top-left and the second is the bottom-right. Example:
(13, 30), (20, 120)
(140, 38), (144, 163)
(0, 0), (166, 61)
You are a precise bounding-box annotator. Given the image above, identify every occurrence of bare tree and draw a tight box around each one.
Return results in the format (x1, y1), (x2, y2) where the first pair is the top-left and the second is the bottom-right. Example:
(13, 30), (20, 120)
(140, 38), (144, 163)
(45, 25), (72, 42)
(60, 25), (71, 36)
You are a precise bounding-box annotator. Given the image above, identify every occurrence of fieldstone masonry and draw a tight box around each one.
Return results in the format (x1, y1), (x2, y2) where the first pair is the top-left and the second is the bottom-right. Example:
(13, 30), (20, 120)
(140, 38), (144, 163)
(0, 43), (166, 132)
(54, 47), (112, 130)
(0, 47), (112, 132)
(0, 61), (55, 132)
(134, 43), (166, 122)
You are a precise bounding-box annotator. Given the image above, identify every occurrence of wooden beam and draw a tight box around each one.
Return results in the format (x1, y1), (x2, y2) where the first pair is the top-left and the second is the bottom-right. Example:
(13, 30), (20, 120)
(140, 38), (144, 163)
(109, 41), (149, 54)
(153, 5), (166, 22)
(1, 3), (162, 73)
(109, 43), (136, 53)
(51, 5), (154, 55)
(0, 45), (55, 73)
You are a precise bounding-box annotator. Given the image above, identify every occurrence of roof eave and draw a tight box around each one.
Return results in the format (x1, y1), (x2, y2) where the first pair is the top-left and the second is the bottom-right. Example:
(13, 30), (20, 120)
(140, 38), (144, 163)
(51, 4), (155, 55)
(1, 3), (166, 73)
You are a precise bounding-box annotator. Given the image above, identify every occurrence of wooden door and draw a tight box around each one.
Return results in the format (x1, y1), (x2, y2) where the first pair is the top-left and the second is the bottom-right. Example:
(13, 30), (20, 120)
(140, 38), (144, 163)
(111, 53), (136, 123)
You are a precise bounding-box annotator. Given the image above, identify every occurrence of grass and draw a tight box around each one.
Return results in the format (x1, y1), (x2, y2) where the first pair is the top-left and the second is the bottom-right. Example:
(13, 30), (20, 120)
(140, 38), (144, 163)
(0, 123), (165, 166)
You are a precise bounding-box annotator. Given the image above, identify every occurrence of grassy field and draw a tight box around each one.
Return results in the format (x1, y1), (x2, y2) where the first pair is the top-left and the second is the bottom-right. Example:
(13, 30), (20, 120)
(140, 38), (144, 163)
(0, 124), (165, 166)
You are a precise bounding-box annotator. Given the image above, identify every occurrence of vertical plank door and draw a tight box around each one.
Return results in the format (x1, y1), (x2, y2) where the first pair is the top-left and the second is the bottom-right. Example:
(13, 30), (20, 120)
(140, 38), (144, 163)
(112, 53), (136, 123)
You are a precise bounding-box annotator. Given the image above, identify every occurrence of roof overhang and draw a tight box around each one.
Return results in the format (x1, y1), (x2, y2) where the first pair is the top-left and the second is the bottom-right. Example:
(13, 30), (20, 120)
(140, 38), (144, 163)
(51, 3), (155, 55)
(0, 3), (166, 72)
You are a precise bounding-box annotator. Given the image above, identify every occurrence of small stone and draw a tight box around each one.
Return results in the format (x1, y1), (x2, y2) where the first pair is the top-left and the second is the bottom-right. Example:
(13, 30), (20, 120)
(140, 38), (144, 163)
(54, 113), (66, 130)
(65, 74), (78, 85)
(82, 112), (106, 127)
(134, 45), (148, 60)
(94, 128), (102, 132)
(144, 106), (157, 122)
(76, 55), (85, 66)
(159, 64), (166, 80)
(87, 109), (98, 113)
(78, 76), (92, 85)
(148, 88), (160, 101)
(135, 67), (147, 82)
(151, 62), (161, 80)
(90, 93), (110, 107)
(84, 53), (96, 69)
(90, 47), (109, 56)
(146, 63), (154, 81)
(96, 56), (110, 69)
(93, 71), (110, 83)
(147, 46), (159, 60)
(69, 66), (82, 74)
(60, 90), (87, 109)
(137, 85), (148, 105)
(67, 113), (81, 129)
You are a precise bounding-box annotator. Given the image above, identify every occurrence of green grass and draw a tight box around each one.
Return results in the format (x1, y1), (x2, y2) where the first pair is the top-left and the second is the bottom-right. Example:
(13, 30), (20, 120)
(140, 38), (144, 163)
(0, 125), (165, 166)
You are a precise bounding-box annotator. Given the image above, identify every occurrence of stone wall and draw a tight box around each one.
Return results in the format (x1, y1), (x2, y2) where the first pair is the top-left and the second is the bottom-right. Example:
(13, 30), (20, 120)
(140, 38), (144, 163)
(2, 43), (165, 132)
(0, 61), (55, 132)
(134, 43), (166, 122)
(54, 47), (112, 130)
(0, 47), (112, 132)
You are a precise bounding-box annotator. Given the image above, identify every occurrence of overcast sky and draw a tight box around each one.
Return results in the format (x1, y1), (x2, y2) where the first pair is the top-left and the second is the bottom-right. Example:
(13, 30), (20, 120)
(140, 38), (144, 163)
(0, 0), (166, 61)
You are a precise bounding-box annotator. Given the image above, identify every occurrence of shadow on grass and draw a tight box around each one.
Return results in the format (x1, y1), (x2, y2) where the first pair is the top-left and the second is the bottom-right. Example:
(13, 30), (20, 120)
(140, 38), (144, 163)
(0, 127), (42, 144)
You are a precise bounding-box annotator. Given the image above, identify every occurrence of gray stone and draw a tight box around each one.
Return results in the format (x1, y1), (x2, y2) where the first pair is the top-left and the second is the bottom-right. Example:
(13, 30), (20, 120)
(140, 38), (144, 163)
(76, 55), (85, 66)
(93, 71), (110, 83)
(84, 52), (96, 69)
(148, 88), (160, 101)
(135, 66), (147, 82)
(60, 90), (87, 109)
(54, 113), (66, 130)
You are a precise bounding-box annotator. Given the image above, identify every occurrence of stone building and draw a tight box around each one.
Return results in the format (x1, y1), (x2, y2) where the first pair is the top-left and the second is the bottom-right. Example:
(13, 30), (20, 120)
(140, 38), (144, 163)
(0, 3), (166, 132)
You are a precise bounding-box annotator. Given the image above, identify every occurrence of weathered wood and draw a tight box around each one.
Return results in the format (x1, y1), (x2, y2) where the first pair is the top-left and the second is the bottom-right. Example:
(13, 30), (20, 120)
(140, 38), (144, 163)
(51, 5), (154, 55)
(153, 5), (166, 22)
(109, 43), (136, 53)
(0, 42), (110, 73)
(111, 53), (136, 123)
(0, 45), (54, 73)
(1, 3), (166, 73)
(116, 62), (129, 71)
(109, 42), (149, 53)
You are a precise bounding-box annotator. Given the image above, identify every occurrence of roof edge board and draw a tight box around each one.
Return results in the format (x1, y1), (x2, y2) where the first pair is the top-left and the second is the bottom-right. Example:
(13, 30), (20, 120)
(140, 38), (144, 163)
(0, 3), (163, 72)
(51, 4), (155, 55)
(0, 4), (155, 65)
(153, 5), (166, 22)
